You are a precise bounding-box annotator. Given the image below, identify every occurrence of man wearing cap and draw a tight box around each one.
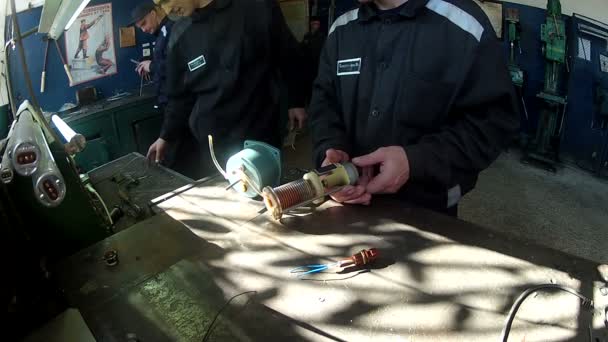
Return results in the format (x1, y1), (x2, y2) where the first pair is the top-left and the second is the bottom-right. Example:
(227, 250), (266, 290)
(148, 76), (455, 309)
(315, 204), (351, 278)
(131, 3), (200, 178)
(147, 0), (308, 175)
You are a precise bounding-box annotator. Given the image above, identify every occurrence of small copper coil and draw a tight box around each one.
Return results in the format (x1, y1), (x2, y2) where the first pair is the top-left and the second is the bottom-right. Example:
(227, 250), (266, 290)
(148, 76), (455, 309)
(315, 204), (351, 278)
(272, 179), (315, 210)
(339, 248), (380, 268)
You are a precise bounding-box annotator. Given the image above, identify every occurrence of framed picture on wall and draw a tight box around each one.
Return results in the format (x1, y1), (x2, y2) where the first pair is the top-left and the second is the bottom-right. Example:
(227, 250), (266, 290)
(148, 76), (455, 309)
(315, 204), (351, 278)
(64, 3), (117, 86)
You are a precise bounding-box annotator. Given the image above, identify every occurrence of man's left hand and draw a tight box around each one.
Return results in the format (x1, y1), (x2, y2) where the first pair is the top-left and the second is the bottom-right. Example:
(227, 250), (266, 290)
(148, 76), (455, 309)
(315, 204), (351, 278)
(288, 108), (308, 130)
(352, 146), (410, 194)
(136, 60), (152, 76)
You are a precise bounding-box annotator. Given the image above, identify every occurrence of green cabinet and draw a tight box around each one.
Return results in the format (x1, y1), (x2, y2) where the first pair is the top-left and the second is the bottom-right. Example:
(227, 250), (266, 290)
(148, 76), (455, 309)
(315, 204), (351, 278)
(114, 102), (163, 156)
(61, 95), (163, 171)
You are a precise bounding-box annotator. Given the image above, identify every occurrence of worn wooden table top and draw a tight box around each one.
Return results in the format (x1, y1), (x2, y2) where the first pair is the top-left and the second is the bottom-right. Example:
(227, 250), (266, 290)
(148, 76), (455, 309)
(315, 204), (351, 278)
(57, 176), (608, 342)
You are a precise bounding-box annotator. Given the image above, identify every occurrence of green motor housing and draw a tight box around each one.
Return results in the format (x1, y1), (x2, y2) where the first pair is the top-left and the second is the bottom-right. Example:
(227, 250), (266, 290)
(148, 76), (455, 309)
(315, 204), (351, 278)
(225, 140), (281, 198)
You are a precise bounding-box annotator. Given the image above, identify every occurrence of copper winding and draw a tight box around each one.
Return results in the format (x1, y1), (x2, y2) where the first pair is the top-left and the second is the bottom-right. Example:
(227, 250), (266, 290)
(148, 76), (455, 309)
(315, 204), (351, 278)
(270, 179), (315, 210)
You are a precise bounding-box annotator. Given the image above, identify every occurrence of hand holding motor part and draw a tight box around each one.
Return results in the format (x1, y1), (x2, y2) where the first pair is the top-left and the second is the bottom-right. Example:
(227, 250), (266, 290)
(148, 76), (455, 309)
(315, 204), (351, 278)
(322, 149), (373, 205)
(352, 146), (410, 194)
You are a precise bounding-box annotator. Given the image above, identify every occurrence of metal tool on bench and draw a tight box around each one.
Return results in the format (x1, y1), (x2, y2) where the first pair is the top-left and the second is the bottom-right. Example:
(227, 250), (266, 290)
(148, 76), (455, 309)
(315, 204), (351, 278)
(111, 172), (145, 219)
(118, 188), (145, 219)
(290, 248), (380, 277)
(262, 162), (359, 220)
(208, 135), (282, 198)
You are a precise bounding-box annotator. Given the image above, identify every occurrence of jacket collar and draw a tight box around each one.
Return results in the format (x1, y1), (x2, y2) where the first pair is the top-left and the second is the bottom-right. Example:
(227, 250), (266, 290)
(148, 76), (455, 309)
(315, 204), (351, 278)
(359, 0), (430, 21)
(191, 0), (232, 21)
(154, 16), (169, 36)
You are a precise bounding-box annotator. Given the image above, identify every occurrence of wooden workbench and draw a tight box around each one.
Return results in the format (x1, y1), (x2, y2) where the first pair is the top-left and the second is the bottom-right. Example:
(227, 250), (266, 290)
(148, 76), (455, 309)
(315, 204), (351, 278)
(56, 176), (608, 342)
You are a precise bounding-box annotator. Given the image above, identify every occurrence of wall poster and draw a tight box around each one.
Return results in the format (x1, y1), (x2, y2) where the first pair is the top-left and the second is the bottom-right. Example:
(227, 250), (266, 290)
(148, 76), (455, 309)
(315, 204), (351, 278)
(64, 3), (117, 85)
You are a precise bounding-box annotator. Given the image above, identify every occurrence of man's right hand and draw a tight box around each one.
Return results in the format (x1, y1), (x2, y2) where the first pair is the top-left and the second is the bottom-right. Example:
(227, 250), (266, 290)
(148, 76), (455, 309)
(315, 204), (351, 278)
(322, 149), (372, 205)
(147, 138), (168, 164)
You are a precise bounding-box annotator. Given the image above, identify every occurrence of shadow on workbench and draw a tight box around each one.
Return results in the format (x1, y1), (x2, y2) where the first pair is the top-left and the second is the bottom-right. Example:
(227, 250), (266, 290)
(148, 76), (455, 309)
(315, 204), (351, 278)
(55, 184), (606, 341)
(249, 199), (604, 341)
(54, 213), (351, 342)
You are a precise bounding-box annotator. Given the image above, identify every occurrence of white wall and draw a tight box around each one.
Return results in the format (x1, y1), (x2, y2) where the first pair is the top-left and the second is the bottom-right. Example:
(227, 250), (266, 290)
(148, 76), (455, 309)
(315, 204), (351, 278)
(506, 0), (608, 25)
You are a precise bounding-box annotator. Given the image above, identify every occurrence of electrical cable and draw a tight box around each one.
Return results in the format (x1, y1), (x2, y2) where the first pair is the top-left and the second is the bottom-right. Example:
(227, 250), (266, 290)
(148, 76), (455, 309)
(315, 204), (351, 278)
(201, 290), (257, 342)
(207, 135), (228, 179)
(500, 284), (594, 342)
(85, 183), (113, 226)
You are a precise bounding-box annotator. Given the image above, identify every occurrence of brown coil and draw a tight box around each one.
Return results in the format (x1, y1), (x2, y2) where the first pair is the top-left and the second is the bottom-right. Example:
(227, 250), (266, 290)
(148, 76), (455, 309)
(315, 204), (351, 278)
(273, 179), (315, 210)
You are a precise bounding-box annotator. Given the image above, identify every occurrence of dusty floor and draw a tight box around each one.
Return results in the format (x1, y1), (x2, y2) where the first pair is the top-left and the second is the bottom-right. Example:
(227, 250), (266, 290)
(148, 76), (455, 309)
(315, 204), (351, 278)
(284, 135), (608, 263)
(460, 151), (608, 263)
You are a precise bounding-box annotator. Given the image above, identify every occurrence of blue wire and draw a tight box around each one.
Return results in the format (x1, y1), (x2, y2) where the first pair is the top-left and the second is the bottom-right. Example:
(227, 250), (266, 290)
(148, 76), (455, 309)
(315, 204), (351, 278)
(290, 264), (329, 276)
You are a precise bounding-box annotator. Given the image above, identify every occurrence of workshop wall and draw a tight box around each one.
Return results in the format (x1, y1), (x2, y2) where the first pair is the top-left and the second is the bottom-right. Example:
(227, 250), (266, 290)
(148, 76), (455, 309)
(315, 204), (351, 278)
(496, 3), (608, 170)
(6, 0), (155, 112)
(562, 15), (608, 173)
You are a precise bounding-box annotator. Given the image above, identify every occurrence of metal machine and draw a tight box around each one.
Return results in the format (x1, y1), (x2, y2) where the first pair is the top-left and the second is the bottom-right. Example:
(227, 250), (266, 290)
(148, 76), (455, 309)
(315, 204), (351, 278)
(506, 8), (524, 88)
(506, 7), (530, 126)
(0, 100), (67, 207)
(540, 0), (567, 94)
(224, 140), (282, 198)
(8, 103), (43, 176)
(1, 121), (16, 184)
(209, 136), (282, 198)
(32, 122), (66, 207)
(523, 0), (568, 171)
(263, 162), (359, 220)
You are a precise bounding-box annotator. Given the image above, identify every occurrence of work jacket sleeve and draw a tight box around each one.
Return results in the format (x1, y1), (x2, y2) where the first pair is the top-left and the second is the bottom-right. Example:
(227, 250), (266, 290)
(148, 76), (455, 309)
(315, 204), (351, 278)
(269, 0), (306, 109)
(309, 33), (352, 167)
(404, 32), (520, 188)
(159, 39), (194, 142)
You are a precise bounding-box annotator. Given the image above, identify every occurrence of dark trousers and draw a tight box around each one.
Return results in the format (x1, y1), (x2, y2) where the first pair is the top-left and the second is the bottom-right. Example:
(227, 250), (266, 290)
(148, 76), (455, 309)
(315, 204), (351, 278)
(443, 205), (459, 218)
(159, 105), (203, 180)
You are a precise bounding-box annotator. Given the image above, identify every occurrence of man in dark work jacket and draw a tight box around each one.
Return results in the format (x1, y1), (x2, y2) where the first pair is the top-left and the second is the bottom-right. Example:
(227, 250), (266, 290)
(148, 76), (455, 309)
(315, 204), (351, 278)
(148, 0), (308, 175)
(310, 0), (519, 216)
(132, 2), (201, 178)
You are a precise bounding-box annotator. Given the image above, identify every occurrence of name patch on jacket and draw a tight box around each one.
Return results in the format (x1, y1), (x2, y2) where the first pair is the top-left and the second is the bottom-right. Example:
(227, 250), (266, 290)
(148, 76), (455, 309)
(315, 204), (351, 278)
(337, 58), (361, 76)
(188, 55), (206, 72)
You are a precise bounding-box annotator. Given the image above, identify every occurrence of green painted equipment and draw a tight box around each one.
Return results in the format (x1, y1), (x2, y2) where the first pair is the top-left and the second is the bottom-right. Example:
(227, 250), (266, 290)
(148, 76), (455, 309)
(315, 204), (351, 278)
(225, 140), (282, 198)
(540, 0), (566, 94)
(506, 8), (524, 87)
(523, 0), (568, 172)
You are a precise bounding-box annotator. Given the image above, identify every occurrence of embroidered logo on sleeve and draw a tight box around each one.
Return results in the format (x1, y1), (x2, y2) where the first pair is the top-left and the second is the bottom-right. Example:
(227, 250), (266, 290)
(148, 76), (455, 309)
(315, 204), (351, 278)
(337, 58), (361, 76)
(188, 55), (206, 72)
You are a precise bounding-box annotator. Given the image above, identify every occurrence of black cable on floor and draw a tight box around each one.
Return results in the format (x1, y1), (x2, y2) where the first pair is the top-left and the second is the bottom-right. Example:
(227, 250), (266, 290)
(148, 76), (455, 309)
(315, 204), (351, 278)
(500, 284), (594, 342)
(202, 290), (257, 342)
